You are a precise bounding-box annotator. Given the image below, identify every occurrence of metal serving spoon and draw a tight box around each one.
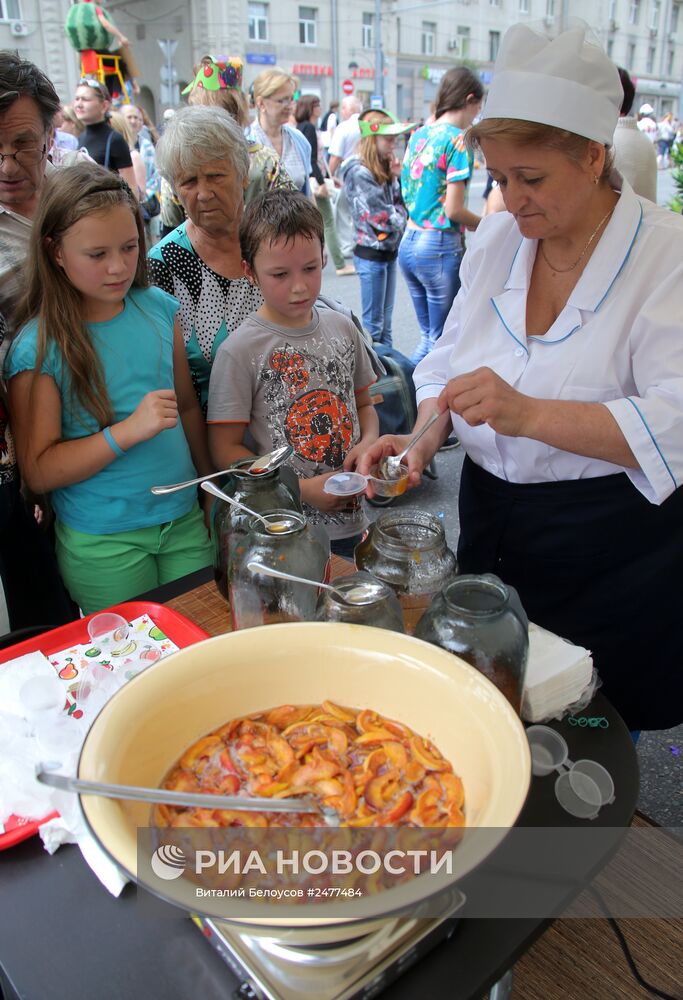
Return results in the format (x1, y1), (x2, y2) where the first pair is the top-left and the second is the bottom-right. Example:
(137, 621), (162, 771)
(379, 410), (441, 481)
(247, 444), (293, 475)
(246, 562), (386, 606)
(200, 481), (295, 535)
(36, 766), (337, 823)
(150, 446), (293, 495)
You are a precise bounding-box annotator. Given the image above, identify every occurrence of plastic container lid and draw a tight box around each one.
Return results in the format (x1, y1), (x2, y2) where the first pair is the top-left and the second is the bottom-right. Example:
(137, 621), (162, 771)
(527, 725), (615, 819)
(323, 472), (367, 497)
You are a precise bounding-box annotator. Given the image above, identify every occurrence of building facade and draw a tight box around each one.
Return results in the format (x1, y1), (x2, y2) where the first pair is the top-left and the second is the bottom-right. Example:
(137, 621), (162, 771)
(1, 0), (681, 124)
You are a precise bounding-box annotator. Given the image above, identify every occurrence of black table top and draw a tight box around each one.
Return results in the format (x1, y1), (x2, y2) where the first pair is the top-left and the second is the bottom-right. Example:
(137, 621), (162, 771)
(0, 691), (638, 1000)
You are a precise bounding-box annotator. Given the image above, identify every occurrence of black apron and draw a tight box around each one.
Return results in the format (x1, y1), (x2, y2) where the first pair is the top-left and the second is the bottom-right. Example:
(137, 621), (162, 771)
(458, 456), (683, 732)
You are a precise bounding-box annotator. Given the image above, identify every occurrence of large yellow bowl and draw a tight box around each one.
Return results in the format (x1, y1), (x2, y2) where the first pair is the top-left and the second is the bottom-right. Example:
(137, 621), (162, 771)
(79, 623), (530, 929)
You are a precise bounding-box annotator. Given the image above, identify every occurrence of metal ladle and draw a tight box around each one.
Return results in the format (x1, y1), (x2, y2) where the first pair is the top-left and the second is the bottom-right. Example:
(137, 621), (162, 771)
(246, 561), (386, 606)
(36, 766), (337, 824)
(200, 480), (275, 529)
(379, 410), (441, 481)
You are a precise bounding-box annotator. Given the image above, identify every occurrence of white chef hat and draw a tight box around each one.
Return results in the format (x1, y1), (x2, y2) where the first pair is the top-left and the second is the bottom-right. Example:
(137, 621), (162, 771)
(481, 23), (622, 145)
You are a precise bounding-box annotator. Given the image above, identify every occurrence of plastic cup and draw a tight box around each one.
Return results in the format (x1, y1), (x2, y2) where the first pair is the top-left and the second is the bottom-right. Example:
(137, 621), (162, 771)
(87, 612), (129, 644)
(323, 464), (410, 499)
(526, 725), (569, 776)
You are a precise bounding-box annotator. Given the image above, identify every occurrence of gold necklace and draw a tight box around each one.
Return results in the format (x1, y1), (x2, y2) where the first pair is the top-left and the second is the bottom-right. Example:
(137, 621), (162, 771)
(540, 207), (615, 275)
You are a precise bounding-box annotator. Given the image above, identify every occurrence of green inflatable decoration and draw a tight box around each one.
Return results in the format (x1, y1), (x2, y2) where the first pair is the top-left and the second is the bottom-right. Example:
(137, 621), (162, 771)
(65, 1), (114, 52)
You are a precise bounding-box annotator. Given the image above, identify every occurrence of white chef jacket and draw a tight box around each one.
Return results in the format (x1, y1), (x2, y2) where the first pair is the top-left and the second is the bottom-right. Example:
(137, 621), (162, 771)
(414, 179), (683, 505)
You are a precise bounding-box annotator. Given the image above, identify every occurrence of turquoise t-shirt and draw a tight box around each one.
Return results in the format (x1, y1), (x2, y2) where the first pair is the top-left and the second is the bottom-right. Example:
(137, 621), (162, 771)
(148, 223), (263, 413)
(401, 123), (472, 230)
(5, 286), (197, 535)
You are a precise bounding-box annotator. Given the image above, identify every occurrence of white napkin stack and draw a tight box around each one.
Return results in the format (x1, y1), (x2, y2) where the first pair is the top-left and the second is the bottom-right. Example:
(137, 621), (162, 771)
(522, 623), (594, 723)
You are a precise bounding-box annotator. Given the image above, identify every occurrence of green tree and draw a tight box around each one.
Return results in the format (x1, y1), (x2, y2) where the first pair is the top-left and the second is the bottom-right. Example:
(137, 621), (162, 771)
(668, 138), (683, 213)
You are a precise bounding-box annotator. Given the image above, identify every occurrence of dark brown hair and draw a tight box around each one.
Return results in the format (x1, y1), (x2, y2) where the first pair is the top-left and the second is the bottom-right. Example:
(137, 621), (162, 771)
(295, 94), (321, 124)
(240, 190), (324, 268)
(13, 164), (148, 429)
(435, 66), (484, 119)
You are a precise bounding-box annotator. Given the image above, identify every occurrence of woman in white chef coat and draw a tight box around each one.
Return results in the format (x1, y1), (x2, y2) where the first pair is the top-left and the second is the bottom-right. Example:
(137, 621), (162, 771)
(358, 24), (683, 732)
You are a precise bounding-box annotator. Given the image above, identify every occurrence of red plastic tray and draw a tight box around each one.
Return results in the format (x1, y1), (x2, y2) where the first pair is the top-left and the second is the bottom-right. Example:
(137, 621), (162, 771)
(0, 601), (209, 849)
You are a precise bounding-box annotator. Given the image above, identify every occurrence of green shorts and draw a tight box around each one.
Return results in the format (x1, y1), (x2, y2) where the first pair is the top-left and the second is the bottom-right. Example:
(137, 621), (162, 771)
(55, 503), (212, 615)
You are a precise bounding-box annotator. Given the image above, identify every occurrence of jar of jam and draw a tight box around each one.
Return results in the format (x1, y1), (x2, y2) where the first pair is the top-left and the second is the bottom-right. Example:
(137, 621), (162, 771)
(315, 572), (404, 632)
(229, 510), (330, 629)
(414, 574), (529, 713)
(212, 461), (302, 600)
(354, 509), (457, 628)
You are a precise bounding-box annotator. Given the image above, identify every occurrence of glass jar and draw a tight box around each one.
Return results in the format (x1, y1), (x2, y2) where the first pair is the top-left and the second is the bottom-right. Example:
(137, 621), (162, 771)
(354, 509), (457, 627)
(315, 572), (405, 632)
(414, 574), (529, 713)
(212, 461), (302, 600)
(229, 510), (330, 630)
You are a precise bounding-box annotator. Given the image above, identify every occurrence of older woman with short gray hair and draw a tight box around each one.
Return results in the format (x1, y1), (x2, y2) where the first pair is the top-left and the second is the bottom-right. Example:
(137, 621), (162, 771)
(148, 105), (262, 411)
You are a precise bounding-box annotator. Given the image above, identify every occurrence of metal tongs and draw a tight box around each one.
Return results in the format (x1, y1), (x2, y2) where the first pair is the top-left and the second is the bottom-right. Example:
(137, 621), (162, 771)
(36, 766), (338, 825)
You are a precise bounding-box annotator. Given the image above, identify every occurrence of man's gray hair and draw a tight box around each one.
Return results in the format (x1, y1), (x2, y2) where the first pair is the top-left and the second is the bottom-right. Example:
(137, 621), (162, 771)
(155, 105), (250, 183)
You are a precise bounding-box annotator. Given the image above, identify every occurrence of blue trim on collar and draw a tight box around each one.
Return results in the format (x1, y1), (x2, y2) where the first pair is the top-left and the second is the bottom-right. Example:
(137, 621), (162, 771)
(625, 396), (677, 490)
(415, 380), (446, 391)
(528, 322), (581, 345)
(592, 203), (643, 313)
(491, 298), (528, 354)
(504, 238), (525, 288)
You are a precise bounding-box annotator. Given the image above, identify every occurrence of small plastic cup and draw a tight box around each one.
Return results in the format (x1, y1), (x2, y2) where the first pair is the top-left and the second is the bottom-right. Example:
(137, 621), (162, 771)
(323, 463), (410, 499)
(87, 612), (129, 644)
(526, 725), (569, 776)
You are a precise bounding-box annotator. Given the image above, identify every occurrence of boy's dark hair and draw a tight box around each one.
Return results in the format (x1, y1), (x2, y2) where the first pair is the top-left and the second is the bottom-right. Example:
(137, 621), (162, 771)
(617, 66), (635, 116)
(0, 52), (60, 130)
(240, 190), (325, 268)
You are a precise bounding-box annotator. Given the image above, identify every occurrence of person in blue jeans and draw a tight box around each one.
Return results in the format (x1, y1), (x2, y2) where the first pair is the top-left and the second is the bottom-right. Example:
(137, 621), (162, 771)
(400, 67), (483, 363)
(340, 110), (411, 348)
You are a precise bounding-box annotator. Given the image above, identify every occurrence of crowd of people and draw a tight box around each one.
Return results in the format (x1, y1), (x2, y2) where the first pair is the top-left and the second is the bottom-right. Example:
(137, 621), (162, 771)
(0, 23), (681, 734)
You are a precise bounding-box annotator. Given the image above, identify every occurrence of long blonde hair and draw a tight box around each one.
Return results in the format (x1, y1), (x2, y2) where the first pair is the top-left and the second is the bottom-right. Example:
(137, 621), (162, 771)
(12, 164), (148, 429)
(358, 111), (394, 185)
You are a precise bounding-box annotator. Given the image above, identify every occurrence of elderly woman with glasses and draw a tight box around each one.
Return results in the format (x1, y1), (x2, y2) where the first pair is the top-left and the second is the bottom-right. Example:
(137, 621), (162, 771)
(359, 24), (683, 734)
(148, 105), (263, 413)
(245, 68), (310, 195)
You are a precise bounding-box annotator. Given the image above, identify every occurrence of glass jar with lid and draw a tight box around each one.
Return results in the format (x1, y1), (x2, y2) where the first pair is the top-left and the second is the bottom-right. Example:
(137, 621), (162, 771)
(212, 460), (302, 600)
(414, 574), (529, 713)
(229, 510), (330, 630)
(354, 509), (457, 628)
(315, 571), (405, 632)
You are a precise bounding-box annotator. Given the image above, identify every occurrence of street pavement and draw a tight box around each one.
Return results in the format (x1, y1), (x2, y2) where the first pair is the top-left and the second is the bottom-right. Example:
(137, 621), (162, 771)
(321, 164), (682, 828)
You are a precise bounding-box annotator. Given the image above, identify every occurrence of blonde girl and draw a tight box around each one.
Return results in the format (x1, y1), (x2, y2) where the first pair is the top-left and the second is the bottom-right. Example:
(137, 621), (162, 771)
(339, 109), (410, 348)
(6, 164), (213, 613)
(109, 110), (147, 198)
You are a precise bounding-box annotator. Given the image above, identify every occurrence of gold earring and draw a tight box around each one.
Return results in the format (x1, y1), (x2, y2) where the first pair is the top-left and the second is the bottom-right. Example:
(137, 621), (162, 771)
(593, 174), (600, 186)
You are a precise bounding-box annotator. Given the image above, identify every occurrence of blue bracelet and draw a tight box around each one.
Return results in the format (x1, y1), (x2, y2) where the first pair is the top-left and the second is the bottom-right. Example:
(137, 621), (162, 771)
(103, 426), (126, 458)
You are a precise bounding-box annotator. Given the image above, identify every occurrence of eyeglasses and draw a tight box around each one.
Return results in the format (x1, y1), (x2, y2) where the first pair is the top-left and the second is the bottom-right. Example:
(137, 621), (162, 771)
(267, 96), (294, 107)
(0, 144), (46, 167)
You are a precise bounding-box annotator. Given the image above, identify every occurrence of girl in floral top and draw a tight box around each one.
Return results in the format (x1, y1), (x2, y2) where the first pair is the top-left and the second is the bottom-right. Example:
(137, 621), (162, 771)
(340, 110), (411, 347)
(400, 67), (483, 362)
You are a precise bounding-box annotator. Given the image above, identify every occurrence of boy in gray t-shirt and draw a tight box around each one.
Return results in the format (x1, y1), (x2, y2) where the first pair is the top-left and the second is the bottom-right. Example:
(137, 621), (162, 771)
(207, 191), (378, 553)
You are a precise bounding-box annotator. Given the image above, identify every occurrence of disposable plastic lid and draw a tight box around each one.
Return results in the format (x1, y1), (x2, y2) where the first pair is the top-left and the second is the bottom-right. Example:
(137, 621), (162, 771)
(569, 759), (615, 806)
(555, 769), (601, 819)
(323, 472), (367, 496)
